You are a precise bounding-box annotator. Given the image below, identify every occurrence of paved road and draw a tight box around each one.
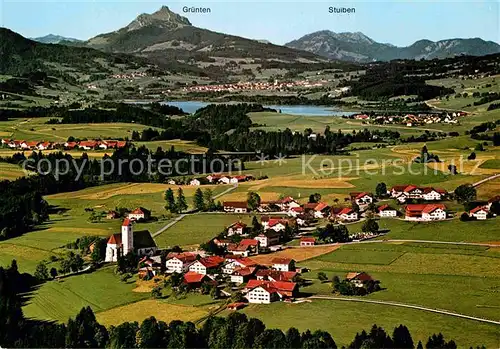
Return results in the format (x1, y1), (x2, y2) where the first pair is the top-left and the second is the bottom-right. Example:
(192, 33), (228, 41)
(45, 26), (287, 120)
(152, 214), (186, 237)
(212, 184), (238, 199)
(309, 296), (500, 326)
(289, 239), (500, 248)
(472, 173), (500, 187)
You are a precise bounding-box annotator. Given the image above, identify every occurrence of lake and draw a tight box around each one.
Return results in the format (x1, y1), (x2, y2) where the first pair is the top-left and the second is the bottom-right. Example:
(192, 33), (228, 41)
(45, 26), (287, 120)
(161, 101), (356, 117)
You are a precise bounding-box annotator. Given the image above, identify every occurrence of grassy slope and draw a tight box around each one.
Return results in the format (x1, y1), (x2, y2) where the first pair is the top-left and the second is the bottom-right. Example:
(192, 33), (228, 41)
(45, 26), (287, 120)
(23, 267), (148, 322)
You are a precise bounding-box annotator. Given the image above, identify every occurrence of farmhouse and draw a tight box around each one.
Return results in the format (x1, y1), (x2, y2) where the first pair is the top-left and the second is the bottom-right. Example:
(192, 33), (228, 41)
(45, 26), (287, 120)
(227, 239), (259, 256)
(346, 272), (375, 287)
(245, 279), (298, 304)
(337, 207), (359, 222)
(350, 192), (374, 205)
(183, 271), (216, 289)
(230, 267), (258, 284)
(313, 202), (330, 218)
(272, 257), (295, 272)
(138, 256), (162, 279)
(288, 206), (304, 217)
(261, 216), (290, 232)
(300, 237), (316, 246)
(405, 204), (447, 221)
(276, 196), (301, 211)
(254, 230), (281, 248)
(127, 207), (151, 221)
(223, 201), (248, 213)
(227, 221), (247, 236)
(377, 204), (398, 217)
(222, 257), (258, 274)
(165, 252), (198, 274)
(189, 179), (201, 186)
(105, 219), (157, 262)
(256, 269), (298, 282)
(469, 206), (489, 220)
(188, 256), (225, 275)
(391, 185), (447, 203)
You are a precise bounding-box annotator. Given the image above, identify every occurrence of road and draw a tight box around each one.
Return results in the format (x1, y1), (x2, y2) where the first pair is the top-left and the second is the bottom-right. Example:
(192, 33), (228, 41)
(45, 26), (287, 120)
(152, 214), (186, 237)
(289, 238), (500, 249)
(472, 173), (500, 187)
(309, 296), (500, 326)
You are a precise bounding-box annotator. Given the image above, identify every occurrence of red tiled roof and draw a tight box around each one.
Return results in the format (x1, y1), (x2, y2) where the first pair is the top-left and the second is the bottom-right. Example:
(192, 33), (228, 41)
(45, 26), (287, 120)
(488, 196), (500, 203)
(223, 201), (248, 209)
(168, 253), (198, 263)
(291, 207), (304, 212)
(339, 207), (354, 215)
(272, 257), (293, 265)
(183, 271), (207, 283)
(405, 204), (446, 215)
(422, 204), (446, 214)
(314, 202), (329, 211)
(470, 206), (488, 214)
(107, 233), (122, 245)
(197, 256), (225, 268)
(300, 237), (316, 243)
(278, 196), (296, 204)
(354, 192), (372, 200)
(122, 218), (131, 226)
(378, 204), (395, 212)
(403, 185), (419, 193)
(255, 270), (297, 282)
(239, 239), (259, 246)
(229, 221), (247, 229)
(232, 257), (258, 267)
(391, 185), (409, 192)
(79, 141), (99, 147)
(346, 272), (373, 282)
(232, 267), (256, 276)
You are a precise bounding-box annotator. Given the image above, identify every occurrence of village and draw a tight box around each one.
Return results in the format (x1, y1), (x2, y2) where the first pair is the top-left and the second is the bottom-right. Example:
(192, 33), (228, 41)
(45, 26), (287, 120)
(96, 178), (499, 310)
(181, 79), (328, 93)
(349, 111), (468, 127)
(1, 138), (128, 151)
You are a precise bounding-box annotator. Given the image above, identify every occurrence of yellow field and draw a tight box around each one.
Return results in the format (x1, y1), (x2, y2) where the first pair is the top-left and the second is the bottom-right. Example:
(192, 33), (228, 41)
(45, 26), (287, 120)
(426, 156), (499, 176)
(95, 300), (209, 326)
(41, 226), (112, 236)
(238, 176), (357, 190)
(0, 149), (110, 159)
(47, 182), (225, 200)
(250, 245), (342, 265)
(0, 163), (29, 180)
(476, 178), (500, 200)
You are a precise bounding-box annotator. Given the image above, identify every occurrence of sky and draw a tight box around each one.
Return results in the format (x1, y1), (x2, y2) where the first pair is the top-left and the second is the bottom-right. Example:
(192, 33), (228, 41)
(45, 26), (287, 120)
(1, 0), (499, 46)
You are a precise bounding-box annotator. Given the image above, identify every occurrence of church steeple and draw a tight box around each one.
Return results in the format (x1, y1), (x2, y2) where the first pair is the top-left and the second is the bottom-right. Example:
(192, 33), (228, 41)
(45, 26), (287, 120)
(121, 218), (134, 255)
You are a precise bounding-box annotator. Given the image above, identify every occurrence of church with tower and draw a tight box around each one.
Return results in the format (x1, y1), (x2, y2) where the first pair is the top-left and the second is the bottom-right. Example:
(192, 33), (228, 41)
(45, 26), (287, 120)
(105, 218), (158, 262)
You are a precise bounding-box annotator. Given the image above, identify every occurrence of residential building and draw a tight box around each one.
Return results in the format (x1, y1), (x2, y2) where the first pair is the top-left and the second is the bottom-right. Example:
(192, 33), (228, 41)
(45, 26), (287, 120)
(405, 204), (447, 221)
(254, 231), (280, 248)
(255, 269), (298, 282)
(223, 201), (248, 213)
(350, 192), (374, 205)
(127, 207), (151, 221)
(227, 221), (247, 236)
(165, 253), (198, 274)
(469, 206), (489, 220)
(188, 256), (225, 275)
(313, 202), (330, 218)
(338, 208), (359, 222)
(183, 272), (215, 289)
(230, 267), (257, 284)
(346, 272), (375, 287)
(272, 257), (295, 272)
(300, 237), (316, 246)
(189, 179), (201, 186)
(377, 204), (398, 217)
(245, 279), (298, 304)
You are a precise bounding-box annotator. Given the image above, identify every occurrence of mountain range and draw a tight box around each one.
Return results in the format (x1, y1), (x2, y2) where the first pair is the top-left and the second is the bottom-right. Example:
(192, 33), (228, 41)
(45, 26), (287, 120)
(285, 30), (500, 62)
(31, 34), (81, 44)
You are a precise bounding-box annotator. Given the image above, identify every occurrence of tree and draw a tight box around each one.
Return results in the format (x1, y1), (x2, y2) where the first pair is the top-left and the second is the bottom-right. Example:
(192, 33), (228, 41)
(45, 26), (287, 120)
(247, 191), (261, 211)
(375, 183), (387, 198)
(285, 327), (302, 349)
(392, 324), (414, 348)
(475, 143), (484, 151)
(151, 286), (162, 299)
(176, 188), (188, 213)
(203, 189), (216, 211)
(426, 333), (457, 349)
(193, 188), (205, 211)
(467, 152), (476, 160)
(164, 188), (176, 212)
(251, 216), (262, 233)
(34, 262), (49, 281)
(454, 184), (476, 204)
(308, 193), (321, 203)
(362, 218), (379, 234)
(108, 322), (139, 349)
(317, 272), (328, 283)
(50, 267), (58, 279)
(489, 201), (500, 215)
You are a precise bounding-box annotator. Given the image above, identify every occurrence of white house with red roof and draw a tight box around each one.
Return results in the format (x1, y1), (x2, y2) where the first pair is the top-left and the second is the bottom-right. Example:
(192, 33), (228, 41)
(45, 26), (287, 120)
(165, 252), (198, 273)
(245, 279), (298, 304)
(230, 267), (258, 284)
(254, 231), (280, 248)
(405, 204), (447, 221)
(377, 204), (398, 217)
(188, 256), (225, 275)
(223, 201), (248, 213)
(300, 237), (316, 246)
(183, 271), (215, 288)
(127, 207), (151, 221)
(261, 216), (288, 232)
(288, 206), (304, 217)
(469, 206), (489, 220)
(350, 192), (374, 205)
(255, 269), (298, 282)
(105, 219), (157, 262)
(338, 207), (359, 222)
(272, 257), (295, 272)
(487, 196), (500, 210)
(313, 202), (330, 218)
(227, 221), (247, 236)
(276, 196), (300, 211)
(346, 272), (374, 287)
(222, 257), (258, 275)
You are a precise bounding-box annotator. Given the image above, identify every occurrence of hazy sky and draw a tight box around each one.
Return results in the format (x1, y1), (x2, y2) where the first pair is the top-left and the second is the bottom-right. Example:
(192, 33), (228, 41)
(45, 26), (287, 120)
(1, 0), (499, 46)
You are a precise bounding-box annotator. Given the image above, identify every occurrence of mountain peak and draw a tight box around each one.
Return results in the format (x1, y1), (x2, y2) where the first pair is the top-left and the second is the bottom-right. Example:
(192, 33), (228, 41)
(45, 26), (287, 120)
(125, 5), (191, 31)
